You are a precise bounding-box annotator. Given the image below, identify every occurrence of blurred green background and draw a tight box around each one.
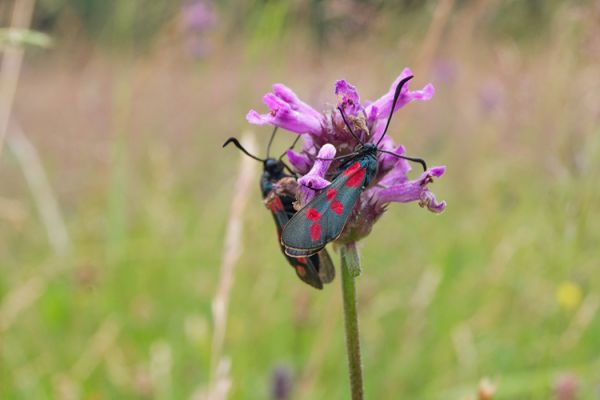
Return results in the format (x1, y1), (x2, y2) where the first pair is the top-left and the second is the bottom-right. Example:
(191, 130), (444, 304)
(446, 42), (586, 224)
(1, 0), (600, 399)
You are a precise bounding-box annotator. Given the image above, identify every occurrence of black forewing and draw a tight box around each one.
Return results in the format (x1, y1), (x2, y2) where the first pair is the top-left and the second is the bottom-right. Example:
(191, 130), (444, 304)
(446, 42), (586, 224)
(285, 246), (325, 258)
(281, 156), (376, 254)
(267, 193), (330, 289)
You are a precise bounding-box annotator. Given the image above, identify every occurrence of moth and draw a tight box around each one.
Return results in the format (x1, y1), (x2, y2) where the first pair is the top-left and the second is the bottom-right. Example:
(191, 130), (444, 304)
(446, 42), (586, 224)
(223, 130), (335, 289)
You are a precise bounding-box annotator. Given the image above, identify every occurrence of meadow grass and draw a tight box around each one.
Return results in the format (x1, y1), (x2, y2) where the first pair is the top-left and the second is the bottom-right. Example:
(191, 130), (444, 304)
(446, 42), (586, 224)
(1, 2), (600, 399)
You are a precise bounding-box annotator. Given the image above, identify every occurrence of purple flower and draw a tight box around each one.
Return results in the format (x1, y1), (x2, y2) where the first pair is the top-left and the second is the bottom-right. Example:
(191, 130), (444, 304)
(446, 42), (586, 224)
(371, 166), (446, 213)
(479, 80), (504, 114)
(247, 84), (325, 136)
(297, 144), (336, 204)
(432, 58), (458, 84)
(335, 80), (362, 117)
(247, 69), (446, 243)
(182, 0), (217, 32)
(554, 374), (578, 400)
(365, 68), (435, 124)
(270, 365), (293, 400)
(180, 0), (217, 58)
(286, 149), (312, 175)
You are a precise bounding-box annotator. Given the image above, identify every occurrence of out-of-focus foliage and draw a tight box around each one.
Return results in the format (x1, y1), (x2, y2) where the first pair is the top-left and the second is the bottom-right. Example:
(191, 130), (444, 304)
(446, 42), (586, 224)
(35, 0), (179, 49)
(0, 28), (53, 48)
(32, 0), (598, 49)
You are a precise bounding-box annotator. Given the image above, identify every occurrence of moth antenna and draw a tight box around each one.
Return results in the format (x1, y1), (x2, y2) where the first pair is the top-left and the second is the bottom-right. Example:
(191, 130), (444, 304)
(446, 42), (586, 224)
(378, 149), (427, 171)
(281, 161), (297, 176)
(223, 137), (265, 162)
(375, 75), (414, 147)
(278, 134), (301, 161)
(266, 127), (278, 159)
(337, 106), (363, 144)
(316, 152), (358, 162)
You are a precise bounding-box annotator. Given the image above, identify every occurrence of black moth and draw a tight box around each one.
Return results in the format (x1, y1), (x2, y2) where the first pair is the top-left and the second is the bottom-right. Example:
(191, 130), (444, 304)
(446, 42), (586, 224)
(223, 129), (335, 289)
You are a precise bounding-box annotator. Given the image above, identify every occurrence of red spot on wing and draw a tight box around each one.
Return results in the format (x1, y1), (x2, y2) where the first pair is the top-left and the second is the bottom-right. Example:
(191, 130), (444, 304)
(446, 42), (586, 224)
(295, 265), (306, 277)
(310, 223), (321, 241)
(326, 188), (337, 200)
(297, 257), (308, 264)
(306, 208), (321, 221)
(342, 162), (361, 176)
(346, 167), (366, 188)
(269, 196), (283, 212)
(330, 200), (344, 215)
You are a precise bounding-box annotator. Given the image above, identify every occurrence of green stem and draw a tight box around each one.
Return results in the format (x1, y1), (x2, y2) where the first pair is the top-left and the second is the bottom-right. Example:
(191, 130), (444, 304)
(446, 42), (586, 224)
(340, 242), (364, 400)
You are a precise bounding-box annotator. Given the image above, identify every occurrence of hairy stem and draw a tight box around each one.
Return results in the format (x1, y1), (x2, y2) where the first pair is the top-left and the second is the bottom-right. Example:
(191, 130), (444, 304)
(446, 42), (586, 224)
(340, 242), (364, 400)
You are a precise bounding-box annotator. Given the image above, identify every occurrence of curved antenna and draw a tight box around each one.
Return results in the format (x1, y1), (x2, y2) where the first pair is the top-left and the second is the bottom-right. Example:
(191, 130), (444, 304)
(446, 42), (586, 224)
(278, 134), (301, 161)
(266, 127), (278, 158)
(222, 137), (265, 162)
(316, 152), (358, 162)
(378, 149), (427, 171)
(337, 107), (362, 144)
(375, 75), (414, 147)
(281, 161), (297, 177)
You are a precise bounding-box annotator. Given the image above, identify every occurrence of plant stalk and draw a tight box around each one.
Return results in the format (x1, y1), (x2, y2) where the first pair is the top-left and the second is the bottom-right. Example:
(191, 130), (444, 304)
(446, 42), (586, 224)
(340, 242), (364, 400)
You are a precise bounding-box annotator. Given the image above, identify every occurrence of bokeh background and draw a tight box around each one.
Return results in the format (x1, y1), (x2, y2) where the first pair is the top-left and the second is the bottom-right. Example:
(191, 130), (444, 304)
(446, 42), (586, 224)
(1, 0), (600, 398)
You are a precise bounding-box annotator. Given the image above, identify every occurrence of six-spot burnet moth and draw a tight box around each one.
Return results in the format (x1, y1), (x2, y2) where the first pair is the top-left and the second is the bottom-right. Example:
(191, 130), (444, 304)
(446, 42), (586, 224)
(223, 128), (335, 289)
(281, 75), (429, 257)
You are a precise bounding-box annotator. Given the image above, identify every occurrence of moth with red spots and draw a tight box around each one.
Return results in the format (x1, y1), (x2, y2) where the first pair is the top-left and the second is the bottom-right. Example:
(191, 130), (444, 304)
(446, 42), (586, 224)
(281, 76), (428, 257)
(223, 130), (335, 289)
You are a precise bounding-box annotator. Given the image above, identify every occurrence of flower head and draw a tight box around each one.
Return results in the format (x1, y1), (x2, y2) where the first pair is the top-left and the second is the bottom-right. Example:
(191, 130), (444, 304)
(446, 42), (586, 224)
(181, 0), (217, 32)
(336, 80), (362, 117)
(247, 84), (325, 136)
(248, 69), (446, 243)
(270, 365), (293, 400)
(180, 0), (217, 58)
(365, 68), (435, 125)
